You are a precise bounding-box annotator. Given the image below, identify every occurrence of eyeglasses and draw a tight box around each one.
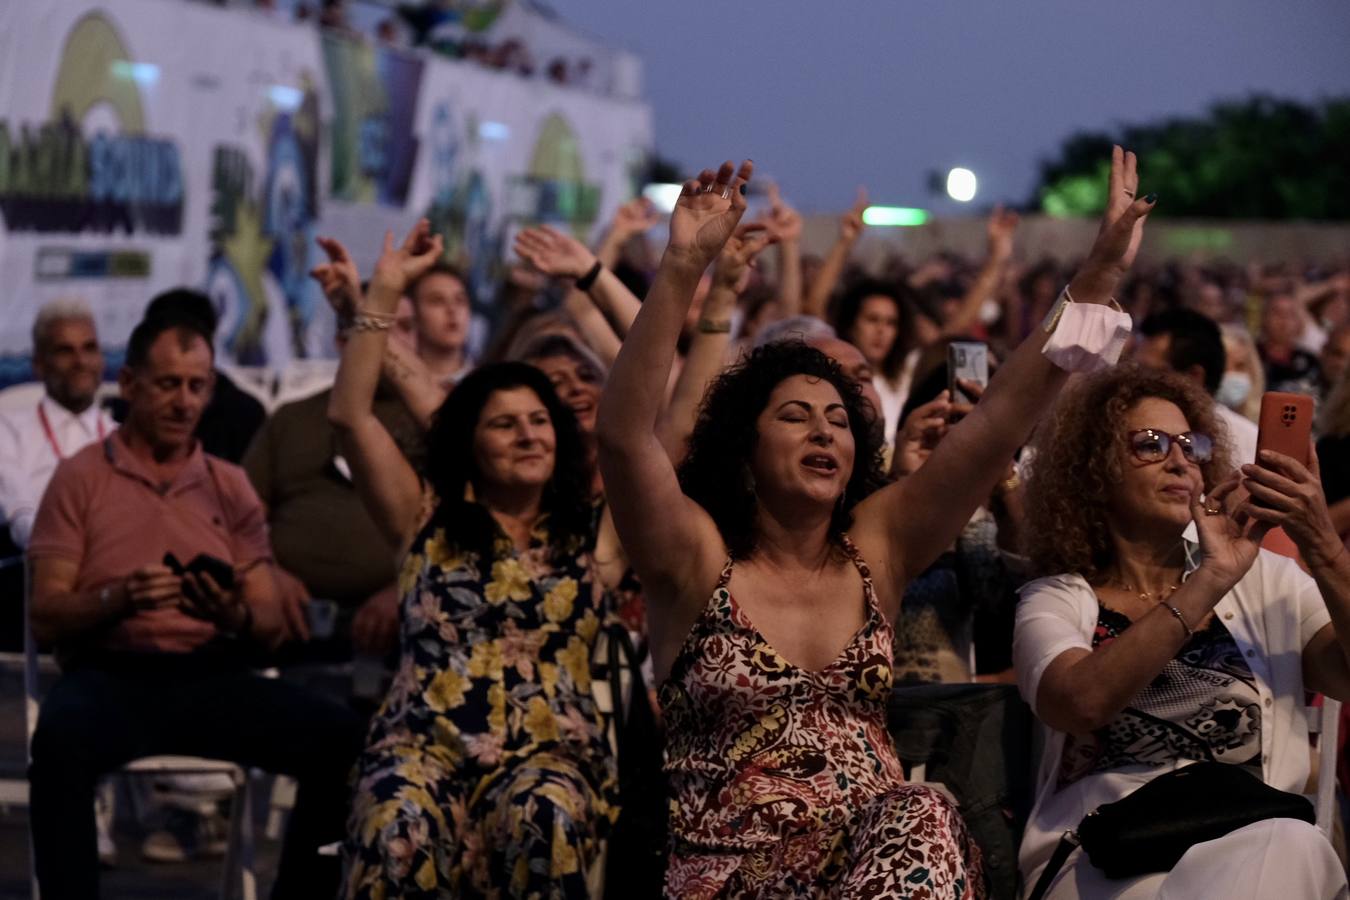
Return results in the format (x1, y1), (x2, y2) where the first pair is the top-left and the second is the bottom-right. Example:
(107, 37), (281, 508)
(1127, 429), (1214, 464)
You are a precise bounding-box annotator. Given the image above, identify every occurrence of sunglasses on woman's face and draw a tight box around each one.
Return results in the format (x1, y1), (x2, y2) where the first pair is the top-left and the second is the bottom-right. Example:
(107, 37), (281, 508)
(1127, 428), (1214, 464)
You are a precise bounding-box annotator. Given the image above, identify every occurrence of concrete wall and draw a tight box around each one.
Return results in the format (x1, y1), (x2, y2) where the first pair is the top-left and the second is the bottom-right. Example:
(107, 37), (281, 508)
(798, 214), (1350, 269)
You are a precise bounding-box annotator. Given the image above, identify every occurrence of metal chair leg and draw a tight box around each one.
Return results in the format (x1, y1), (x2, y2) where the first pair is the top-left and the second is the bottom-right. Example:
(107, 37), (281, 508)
(220, 770), (257, 900)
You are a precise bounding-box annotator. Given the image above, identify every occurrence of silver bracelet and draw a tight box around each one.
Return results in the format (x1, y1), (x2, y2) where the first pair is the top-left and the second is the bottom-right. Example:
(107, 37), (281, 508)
(1162, 602), (1194, 639)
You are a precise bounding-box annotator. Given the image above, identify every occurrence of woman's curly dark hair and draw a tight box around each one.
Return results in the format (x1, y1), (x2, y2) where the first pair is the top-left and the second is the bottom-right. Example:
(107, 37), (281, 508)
(831, 278), (916, 382)
(677, 341), (887, 560)
(1023, 365), (1234, 582)
(426, 362), (594, 562)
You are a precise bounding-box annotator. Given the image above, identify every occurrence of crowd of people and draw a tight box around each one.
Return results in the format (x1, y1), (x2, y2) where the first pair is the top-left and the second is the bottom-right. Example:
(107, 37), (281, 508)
(241, 0), (608, 92)
(3, 143), (1350, 900)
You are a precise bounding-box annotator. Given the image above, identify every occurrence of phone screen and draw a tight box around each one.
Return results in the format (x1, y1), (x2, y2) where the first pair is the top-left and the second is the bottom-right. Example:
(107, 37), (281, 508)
(947, 342), (989, 405)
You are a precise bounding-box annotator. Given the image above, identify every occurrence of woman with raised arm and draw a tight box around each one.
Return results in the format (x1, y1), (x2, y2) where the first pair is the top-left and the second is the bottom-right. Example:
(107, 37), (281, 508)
(328, 221), (616, 899)
(596, 151), (1154, 897)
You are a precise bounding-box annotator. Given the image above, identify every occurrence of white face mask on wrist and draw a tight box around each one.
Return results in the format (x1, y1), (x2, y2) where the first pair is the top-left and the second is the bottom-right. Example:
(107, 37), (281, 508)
(1040, 288), (1133, 374)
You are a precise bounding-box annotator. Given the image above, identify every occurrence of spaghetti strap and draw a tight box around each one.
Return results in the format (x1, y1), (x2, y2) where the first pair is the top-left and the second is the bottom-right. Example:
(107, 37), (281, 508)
(714, 557), (735, 591)
(838, 534), (881, 619)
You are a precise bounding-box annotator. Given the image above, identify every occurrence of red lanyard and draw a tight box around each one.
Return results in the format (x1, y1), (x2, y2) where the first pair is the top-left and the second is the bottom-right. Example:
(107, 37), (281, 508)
(37, 401), (106, 460)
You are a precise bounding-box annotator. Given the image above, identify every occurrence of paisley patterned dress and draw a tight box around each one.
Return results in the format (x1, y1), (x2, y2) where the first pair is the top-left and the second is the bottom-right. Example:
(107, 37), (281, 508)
(343, 511), (618, 899)
(660, 537), (985, 898)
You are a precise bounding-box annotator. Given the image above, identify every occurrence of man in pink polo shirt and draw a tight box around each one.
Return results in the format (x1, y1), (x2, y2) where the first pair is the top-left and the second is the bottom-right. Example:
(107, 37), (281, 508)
(26, 311), (363, 899)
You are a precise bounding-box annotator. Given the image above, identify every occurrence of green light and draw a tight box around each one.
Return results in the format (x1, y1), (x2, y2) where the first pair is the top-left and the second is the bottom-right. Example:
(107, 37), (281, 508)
(862, 206), (929, 227)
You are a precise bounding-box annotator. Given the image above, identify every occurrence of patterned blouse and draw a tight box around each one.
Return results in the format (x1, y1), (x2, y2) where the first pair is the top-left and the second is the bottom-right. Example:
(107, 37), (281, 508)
(1058, 602), (1263, 788)
(659, 537), (985, 897)
(363, 511), (617, 790)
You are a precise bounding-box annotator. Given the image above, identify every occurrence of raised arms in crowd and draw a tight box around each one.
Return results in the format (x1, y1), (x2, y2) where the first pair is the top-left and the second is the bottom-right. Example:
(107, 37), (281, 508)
(803, 187), (867, 319)
(511, 224), (644, 367)
(326, 221), (444, 551)
(656, 222), (776, 459)
(311, 235), (448, 431)
(599, 149), (1155, 678)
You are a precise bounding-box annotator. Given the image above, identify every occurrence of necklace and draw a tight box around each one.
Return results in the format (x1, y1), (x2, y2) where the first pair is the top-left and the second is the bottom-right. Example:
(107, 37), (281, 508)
(1112, 579), (1180, 605)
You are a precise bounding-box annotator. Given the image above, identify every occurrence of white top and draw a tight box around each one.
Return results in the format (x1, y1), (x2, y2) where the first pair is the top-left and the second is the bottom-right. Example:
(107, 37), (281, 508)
(0, 393), (116, 547)
(1014, 542), (1332, 885)
(873, 348), (919, 447)
(1217, 402), (1259, 465)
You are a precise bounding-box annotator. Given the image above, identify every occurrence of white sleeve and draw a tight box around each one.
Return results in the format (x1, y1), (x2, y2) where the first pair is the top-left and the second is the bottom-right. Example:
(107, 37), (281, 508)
(0, 415), (37, 546)
(1014, 575), (1092, 716)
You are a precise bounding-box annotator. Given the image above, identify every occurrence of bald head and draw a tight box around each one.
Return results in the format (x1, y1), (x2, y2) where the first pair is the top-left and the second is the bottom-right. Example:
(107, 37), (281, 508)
(808, 336), (882, 425)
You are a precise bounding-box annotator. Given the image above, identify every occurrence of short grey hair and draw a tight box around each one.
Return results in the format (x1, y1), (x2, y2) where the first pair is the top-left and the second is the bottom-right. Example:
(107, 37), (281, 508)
(32, 298), (96, 355)
(753, 315), (836, 349)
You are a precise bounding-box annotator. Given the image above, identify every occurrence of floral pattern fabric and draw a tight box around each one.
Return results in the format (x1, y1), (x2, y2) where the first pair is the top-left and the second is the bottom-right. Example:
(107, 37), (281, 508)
(343, 511), (617, 899)
(660, 537), (985, 899)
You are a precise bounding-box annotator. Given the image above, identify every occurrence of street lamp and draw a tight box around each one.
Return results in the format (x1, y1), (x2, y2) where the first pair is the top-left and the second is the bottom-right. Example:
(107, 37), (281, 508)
(946, 167), (977, 203)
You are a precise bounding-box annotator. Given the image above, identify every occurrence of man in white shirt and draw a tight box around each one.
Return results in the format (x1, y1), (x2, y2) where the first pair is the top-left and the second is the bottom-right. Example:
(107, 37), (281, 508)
(0, 299), (117, 548)
(1133, 308), (1258, 464)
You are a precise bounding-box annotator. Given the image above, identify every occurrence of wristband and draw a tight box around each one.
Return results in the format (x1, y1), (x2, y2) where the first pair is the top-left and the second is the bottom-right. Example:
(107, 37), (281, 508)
(575, 260), (603, 291)
(697, 318), (732, 334)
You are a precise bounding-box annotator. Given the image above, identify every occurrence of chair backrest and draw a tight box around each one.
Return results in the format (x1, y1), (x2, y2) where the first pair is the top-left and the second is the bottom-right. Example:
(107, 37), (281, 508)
(22, 557), (43, 751)
(1308, 697), (1342, 840)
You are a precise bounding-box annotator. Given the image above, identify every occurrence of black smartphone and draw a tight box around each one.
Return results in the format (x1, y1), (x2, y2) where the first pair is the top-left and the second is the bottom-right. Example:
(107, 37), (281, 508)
(188, 553), (236, 591)
(162, 551), (235, 610)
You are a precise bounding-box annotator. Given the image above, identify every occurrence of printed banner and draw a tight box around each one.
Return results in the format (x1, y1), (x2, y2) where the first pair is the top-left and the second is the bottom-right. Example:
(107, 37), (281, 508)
(0, 0), (652, 385)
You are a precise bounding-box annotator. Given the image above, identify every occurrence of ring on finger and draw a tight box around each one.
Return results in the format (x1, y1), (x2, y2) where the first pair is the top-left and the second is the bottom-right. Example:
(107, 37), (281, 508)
(1205, 505), (1222, 515)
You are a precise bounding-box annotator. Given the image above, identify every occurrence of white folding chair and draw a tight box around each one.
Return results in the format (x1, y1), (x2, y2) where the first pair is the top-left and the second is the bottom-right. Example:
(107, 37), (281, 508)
(1308, 697), (1343, 841)
(21, 560), (258, 900)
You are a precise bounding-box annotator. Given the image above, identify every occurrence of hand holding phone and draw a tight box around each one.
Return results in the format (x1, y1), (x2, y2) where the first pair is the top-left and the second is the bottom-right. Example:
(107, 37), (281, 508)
(947, 342), (989, 406)
(163, 551), (240, 623)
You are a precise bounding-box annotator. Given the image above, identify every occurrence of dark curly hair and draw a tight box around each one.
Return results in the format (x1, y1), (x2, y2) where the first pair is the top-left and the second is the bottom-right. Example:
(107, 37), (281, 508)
(831, 278), (916, 382)
(677, 341), (887, 560)
(425, 362), (594, 563)
(1023, 365), (1234, 582)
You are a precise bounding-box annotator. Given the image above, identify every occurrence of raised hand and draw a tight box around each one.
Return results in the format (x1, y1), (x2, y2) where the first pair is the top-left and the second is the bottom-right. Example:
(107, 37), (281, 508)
(369, 218), (445, 300)
(1240, 442), (1344, 565)
(668, 160), (754, 270)
(986, 204), (1020, 263)
(514, 225), (598, 280)
(1191, 473), (1271, 591)
(840, 187), (868, 243)
(609, 197), (661, 243)
(762, 183), (803, 244)
(1071, 146), (1156, 301)
(713, 223), (776, 293)
(892, 392), (953, 477)
(311, 236), (363, 320)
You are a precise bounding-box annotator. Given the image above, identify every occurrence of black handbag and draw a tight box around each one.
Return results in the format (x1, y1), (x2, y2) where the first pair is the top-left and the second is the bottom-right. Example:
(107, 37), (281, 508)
(1026, 762), (1314, 900)
(601, 623), (668, 898)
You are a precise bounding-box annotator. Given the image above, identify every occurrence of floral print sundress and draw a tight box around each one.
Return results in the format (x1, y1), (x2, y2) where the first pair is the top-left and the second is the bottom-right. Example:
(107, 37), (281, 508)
(343, 511), (618, 899)
(660, 536), (985, 899)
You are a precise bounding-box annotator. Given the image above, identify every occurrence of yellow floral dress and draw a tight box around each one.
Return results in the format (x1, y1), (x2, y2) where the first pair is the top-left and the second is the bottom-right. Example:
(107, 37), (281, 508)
(343, 512), (617, 899)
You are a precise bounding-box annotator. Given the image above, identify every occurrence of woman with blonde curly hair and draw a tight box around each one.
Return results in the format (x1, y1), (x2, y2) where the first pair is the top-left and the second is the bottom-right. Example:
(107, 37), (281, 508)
(1014, 365), (1350, 899)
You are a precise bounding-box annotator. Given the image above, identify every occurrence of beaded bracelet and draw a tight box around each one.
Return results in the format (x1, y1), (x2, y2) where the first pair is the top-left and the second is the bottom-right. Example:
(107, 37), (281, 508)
(349, 315), (393, 333)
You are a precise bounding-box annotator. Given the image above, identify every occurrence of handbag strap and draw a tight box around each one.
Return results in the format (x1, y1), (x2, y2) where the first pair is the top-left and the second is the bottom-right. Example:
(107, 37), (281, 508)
(1026, 830), (1080, 900)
